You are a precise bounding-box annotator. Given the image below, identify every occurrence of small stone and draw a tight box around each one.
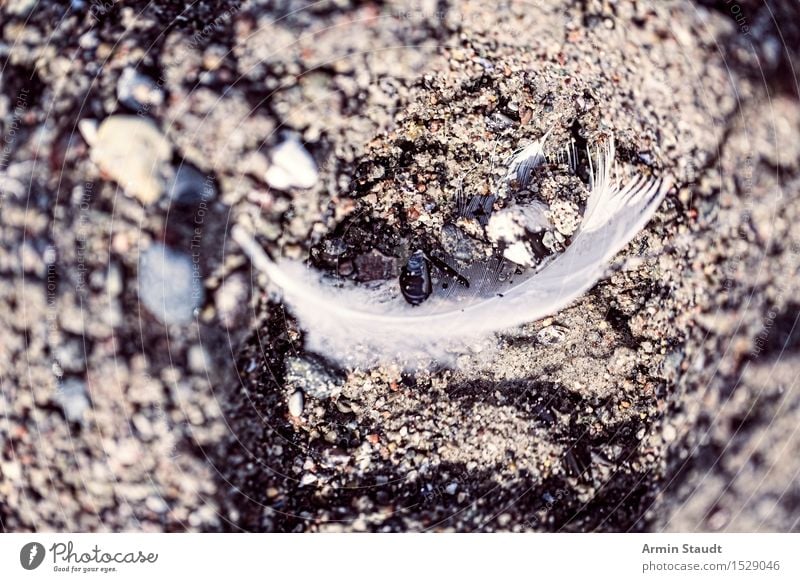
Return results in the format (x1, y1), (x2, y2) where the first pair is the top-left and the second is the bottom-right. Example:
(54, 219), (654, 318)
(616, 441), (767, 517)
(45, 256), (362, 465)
(215, 273), (249, 328)
(145, 496), (168, 513)
(320, 237), (347, 262)
(132, 414), (153, 438)
(0, 460), (22, 481)
(707, 508), (729, 531)
(445, 482), (458, 495)
(166, 163), (216, 206)
(264, 134), (318, 190)
(354, 250), (398, 282)
(299, 473), (317, 486)
(115, 440), (141, 466)
(116, 68), (164, 111)
(188, 345), (209, 373)
(486, 112), (516, 132)
(84, 115), (172, 204)
(56, 378), (90, 423)
(285, 357), (342, 399)
(6, 0), (37, 16)
(663, 423), (677, 443)
(138, 243), (204, 325)
(536, 324), (568, 346)
(338, 260), (354, 277)
(288, 390), (304, 417)
(54, 340), (86, 373)
(106, 262), (123, 297)
(440, 223), (484, 262)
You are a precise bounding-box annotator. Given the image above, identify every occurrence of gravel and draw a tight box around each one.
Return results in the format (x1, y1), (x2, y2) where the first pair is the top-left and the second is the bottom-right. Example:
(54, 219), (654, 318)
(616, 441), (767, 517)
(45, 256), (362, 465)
(1, 0), (798, 534)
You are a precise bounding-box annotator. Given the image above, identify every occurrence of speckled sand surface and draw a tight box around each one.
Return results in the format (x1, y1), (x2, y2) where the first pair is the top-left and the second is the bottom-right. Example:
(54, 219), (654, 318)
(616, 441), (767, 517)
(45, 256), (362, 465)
(1, 0), (799, 532)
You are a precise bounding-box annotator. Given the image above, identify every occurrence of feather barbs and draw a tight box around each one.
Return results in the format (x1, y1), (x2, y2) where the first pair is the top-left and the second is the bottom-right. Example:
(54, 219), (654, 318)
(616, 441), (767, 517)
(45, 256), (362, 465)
(233, 133), (671, 368)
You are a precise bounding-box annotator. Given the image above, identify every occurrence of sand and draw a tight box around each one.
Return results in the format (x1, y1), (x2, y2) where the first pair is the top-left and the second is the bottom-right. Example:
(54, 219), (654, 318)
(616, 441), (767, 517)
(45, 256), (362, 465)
(1, 0), (798, 532)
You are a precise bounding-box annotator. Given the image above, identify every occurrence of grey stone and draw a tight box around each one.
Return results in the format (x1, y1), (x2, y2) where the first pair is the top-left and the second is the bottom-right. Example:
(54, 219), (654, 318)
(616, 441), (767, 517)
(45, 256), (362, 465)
(285, 357), (342, 399)
(57, 378), (90, 423)
(138, 243), (204, 325)
(166, 163), (216, 206)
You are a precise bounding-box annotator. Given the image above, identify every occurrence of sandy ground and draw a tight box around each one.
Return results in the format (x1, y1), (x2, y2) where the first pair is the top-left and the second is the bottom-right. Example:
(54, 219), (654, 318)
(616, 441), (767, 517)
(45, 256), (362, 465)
(1, 0), (799, 532)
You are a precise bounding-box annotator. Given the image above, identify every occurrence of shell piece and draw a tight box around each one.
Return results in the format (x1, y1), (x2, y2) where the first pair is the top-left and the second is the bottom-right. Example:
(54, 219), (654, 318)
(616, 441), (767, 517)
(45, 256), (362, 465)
(264, 134), (319, 190)
(487, 201), (552, 267)
(88, 115), (172, 204)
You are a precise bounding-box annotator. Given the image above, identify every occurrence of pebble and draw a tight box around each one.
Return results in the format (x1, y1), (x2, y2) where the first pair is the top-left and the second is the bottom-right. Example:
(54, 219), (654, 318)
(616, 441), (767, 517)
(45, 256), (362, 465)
(0, 460), (22, 481)
(106, 262), (124, 297)
(299, 473), (317, 486)
(57, 378), (90, 423)
(6, 0), (36, 16)
(145, 496), (168, 513)
(288, 390), (304, 417)
(166, 163), (216, 206)
(82, 115), (172, 204)
(320, 237), (348, 262)
(188, 345), (209, 373)
(354, 250), (398, 282)
(440, 222), (484, 262)
(486, 112), (516, 132)
(536, 324), (568, 346)
(132, 414), (153, 438)
(285, 357), (342, 399)
(215, 273), (249, 328)
(138, 243), (204, 325)
(663, 423), (677, 443)
(116, 68), (164, 111)
(264, 134), (319, 190)
(54, 340), (86, 373)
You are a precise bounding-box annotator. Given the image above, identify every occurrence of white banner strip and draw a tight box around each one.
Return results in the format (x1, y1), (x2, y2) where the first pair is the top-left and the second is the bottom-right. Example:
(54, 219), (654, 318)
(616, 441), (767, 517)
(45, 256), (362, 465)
(1, 533), (797, 581)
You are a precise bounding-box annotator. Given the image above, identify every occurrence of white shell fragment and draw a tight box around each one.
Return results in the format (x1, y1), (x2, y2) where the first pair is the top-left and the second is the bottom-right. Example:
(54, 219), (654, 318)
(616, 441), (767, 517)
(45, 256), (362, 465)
(235, 135), (671, 369)
(288, 390), (305, 417)
(83, 115), (172, 204)
(264, 134), (319, 190)
(487, 201), (551, 267)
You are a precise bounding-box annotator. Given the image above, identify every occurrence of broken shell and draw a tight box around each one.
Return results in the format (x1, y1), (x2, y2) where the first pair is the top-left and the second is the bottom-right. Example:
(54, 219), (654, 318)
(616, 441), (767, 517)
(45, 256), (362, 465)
(264, 134), (319, 190)
(487, 201), (552, 267)
(86, 115), (172, 204)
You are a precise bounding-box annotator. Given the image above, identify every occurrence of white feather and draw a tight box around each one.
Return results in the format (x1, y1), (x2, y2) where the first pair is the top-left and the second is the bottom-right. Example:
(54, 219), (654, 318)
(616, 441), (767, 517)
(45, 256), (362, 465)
(232, 136), (670, 369)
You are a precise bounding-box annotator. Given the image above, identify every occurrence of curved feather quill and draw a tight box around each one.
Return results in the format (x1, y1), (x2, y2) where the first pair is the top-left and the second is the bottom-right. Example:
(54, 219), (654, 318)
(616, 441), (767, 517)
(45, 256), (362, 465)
(233, 136), (670, 368)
